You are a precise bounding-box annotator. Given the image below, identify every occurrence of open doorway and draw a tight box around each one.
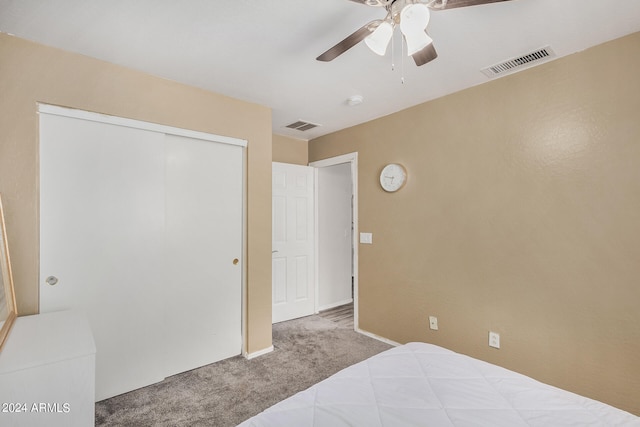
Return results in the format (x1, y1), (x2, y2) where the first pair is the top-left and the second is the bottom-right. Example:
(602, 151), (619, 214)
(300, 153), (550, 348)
(310, 152), (358, 330)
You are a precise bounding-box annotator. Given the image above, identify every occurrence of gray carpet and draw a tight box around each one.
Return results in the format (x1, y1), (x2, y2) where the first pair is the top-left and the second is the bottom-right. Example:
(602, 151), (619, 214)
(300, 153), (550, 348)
(95, 305), (392, 426)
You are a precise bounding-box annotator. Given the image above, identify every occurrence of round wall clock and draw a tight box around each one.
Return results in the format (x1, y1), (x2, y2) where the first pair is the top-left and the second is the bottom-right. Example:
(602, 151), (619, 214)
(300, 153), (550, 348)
(379, 163), (407, 192)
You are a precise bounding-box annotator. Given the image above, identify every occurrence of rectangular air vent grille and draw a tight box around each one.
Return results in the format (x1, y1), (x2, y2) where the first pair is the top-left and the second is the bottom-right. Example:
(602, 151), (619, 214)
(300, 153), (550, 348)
(285, 120), (320, 132)
(482, 46), (556, 78)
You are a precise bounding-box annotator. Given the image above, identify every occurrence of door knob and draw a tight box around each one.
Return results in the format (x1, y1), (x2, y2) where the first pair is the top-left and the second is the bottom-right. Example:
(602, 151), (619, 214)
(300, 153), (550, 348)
(233, 258), (239, 265)
(46, 276), (59, 286)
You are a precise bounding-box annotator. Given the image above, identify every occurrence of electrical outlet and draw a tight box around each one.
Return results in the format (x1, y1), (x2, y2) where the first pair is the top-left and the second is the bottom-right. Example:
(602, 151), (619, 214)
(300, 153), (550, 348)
(489, 331), (500, 349)
(429, 316), (438, 331)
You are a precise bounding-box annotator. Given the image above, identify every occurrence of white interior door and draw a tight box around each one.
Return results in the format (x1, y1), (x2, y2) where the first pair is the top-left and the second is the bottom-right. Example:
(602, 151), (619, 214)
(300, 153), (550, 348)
(39, 107), (244, 400)
(272, 162), (314, 323)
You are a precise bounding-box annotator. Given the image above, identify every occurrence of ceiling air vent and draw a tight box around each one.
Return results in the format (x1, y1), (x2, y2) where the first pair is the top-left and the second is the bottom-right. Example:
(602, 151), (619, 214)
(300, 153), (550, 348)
(481, 46), (556, 78)
(285, 120), (320, 132)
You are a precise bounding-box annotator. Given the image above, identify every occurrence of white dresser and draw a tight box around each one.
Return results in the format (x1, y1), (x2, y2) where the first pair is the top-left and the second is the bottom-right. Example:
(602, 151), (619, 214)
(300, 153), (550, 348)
(0, 310), (95, 426)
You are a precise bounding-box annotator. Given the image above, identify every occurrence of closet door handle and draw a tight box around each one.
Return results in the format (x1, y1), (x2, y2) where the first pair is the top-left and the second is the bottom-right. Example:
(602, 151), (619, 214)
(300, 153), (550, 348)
(46, 276), (59, 286)
(233, 258), (239, 265)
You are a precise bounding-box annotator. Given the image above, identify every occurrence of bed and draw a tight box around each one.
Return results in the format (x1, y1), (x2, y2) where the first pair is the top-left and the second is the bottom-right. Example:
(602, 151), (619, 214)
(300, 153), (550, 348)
(238, 342), (639, 426)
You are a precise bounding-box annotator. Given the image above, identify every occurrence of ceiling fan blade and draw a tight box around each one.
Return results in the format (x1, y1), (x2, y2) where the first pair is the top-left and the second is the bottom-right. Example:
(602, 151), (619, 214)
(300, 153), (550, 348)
(346, 0), (388, 7)
(412, 42), (438, 66)
(316, 20), (382, 62)
(428, 0), (511, 10)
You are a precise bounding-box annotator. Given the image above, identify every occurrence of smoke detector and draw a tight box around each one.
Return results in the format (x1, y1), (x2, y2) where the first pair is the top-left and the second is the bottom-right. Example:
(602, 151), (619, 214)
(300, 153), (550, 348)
(347, 95), (364, 106)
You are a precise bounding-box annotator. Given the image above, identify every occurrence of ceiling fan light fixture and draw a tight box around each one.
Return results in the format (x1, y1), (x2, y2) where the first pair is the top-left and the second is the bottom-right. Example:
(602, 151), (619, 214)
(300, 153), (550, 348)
(400, 3), (432, 55)
(404, 30), (433, 56)
(364, 21), (393, 56)
(400, 4), (430, 32)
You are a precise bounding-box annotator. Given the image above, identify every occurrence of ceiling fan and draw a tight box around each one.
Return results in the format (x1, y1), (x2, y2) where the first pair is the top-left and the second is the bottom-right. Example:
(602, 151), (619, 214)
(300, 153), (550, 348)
(317, 0), (511, 66)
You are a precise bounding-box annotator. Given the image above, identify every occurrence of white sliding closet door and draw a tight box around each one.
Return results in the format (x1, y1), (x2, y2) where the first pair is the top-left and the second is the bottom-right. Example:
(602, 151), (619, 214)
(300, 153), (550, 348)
(39, 107), (244, 400)
(164, 134), (242, 377)
(40, 114), (166, 400)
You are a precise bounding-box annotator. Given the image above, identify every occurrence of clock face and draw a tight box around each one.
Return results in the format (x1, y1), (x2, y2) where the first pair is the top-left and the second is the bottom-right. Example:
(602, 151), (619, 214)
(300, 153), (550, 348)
(380, 163), (407, 192)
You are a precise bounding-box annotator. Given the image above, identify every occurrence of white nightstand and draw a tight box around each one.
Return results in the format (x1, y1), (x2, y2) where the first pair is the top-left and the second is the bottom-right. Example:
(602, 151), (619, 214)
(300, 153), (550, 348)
(0, 310), (96, 426)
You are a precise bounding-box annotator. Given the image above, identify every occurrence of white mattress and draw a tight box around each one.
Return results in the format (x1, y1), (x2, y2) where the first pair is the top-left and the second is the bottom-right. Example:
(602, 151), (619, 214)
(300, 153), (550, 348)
(238, 342), (639, 427)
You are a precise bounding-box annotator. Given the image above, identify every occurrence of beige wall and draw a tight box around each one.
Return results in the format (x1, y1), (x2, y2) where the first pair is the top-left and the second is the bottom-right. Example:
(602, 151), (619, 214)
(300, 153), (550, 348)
(310, 32), (640, 415)
(0, 33), (272, 354)
(272, 134), (308, 165)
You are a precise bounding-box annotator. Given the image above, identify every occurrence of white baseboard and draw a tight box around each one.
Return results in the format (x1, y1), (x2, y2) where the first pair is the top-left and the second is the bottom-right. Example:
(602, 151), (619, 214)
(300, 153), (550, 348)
(355, 328), (401, 347)
(317, 298), (353, 312)
(244, 345), (274, 360)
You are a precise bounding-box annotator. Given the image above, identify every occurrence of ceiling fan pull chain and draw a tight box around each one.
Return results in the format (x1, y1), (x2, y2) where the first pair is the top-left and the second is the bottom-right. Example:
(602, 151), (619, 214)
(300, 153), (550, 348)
(401, 35), (406, 84)
(390, 27), (395, 71)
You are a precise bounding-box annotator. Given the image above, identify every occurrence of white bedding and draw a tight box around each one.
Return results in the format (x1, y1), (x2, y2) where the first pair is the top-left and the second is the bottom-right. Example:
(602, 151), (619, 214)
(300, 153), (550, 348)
(238, 342), (639, 427)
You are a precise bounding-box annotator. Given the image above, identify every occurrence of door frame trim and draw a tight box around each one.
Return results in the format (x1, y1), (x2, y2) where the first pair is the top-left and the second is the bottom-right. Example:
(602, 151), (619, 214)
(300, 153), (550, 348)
(38, 103), (247, 147)
(309, 152), (359, 330)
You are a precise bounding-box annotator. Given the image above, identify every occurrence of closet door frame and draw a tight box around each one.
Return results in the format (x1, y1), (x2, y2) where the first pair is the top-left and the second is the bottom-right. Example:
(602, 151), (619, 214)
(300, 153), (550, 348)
(38, 104), (247, 148)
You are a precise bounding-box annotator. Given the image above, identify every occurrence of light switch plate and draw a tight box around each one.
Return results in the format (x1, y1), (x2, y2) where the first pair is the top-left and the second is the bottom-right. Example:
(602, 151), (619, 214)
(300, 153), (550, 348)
(360, 232), (373, 244)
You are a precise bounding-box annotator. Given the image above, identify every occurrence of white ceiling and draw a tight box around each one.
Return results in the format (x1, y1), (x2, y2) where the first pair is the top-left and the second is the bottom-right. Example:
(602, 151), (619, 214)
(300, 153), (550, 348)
(1, 0), (639, 140)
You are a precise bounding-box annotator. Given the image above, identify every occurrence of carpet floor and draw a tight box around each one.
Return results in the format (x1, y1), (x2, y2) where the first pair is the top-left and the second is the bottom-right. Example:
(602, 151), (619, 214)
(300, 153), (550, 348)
(95, 305), (392, 426)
